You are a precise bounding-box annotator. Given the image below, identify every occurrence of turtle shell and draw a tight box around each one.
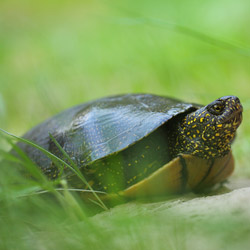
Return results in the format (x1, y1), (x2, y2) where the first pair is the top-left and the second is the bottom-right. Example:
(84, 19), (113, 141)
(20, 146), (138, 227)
(19, 94), (201, 172)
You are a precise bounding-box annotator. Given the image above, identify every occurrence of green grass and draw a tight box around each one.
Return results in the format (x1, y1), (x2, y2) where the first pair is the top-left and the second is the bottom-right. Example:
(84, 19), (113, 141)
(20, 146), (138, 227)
(1, 0), (250, 249)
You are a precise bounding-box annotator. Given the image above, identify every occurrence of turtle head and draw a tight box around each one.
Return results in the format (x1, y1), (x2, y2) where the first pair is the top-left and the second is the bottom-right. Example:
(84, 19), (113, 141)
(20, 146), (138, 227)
(176, 96), (243, 159)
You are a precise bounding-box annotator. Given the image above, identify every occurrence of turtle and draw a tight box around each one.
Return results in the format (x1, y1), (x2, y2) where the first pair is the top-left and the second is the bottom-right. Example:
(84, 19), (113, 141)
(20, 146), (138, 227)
(17, 94), (243, 200)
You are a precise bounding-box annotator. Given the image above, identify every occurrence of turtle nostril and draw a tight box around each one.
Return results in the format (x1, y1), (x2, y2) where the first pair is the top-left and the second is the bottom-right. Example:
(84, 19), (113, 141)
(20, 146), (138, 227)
(231, 96), (241, 106)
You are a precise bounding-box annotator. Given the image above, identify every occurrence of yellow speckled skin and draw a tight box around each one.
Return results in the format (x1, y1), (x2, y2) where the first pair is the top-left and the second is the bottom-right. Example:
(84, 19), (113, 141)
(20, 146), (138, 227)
(17, 94), (242, 198)
(172, 96), (242, 161)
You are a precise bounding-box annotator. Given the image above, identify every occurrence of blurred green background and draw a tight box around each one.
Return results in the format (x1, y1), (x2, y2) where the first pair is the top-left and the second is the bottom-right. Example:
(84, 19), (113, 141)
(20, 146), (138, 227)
(1, 0), (250, 249)
(1, 0), (249, 175)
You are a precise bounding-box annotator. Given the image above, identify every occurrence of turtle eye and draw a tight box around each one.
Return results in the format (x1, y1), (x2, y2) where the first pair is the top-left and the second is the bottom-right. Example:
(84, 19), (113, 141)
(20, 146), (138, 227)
(208, 101), (225, 115)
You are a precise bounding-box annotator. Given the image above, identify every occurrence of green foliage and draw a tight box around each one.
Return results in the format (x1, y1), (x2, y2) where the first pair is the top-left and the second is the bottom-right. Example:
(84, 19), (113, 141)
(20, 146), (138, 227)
(1, 0), (250, 249)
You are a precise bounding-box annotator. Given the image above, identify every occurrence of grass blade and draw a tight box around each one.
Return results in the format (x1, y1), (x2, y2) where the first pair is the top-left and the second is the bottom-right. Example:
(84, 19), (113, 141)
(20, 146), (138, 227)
(49, 133), (108, 211)
(0, 128), (108, 211)
(115, 9), (250, 56)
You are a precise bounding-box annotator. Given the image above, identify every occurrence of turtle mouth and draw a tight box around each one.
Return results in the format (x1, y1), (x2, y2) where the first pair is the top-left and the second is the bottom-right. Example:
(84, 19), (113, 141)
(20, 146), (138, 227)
(217, 96), (243, 127)
(223, 109), (243, 129)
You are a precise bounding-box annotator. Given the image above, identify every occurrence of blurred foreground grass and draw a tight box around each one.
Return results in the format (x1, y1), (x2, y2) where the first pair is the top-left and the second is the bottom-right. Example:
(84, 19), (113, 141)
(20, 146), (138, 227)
(1, 0), (250, 249)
